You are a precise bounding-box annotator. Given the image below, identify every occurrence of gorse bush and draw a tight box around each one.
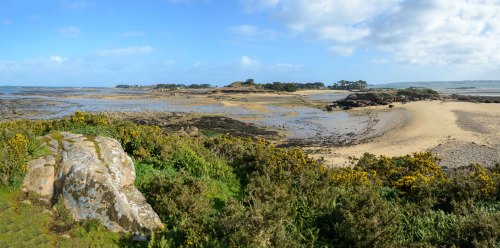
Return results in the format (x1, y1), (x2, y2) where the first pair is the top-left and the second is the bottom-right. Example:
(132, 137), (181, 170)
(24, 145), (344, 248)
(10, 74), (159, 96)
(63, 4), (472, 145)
(0, 111), (499, 247)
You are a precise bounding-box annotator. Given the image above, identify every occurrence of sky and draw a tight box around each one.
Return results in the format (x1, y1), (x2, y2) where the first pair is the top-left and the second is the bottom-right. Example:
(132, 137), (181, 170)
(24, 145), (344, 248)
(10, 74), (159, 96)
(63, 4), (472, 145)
(1, 0), (500, 87)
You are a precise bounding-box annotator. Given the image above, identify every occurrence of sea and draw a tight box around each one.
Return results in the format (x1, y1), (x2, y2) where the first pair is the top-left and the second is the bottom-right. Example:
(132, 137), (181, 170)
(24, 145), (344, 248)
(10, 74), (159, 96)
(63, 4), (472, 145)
(371, 80), (500, 96)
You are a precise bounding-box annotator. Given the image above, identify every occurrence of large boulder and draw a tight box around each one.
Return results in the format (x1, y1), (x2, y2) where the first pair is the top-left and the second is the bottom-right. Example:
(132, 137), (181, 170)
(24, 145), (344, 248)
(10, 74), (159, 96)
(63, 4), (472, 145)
(22, 132), (164, 234)
(22, 157), (56, 201)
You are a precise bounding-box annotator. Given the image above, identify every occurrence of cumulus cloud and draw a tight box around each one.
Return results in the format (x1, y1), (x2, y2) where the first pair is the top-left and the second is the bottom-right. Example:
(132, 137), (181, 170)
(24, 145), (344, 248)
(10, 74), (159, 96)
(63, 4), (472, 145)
(240, 0), (281, 12)
(241, 0), (500, 67)
(95, 46), (154, 57)
(240, 55), (260, 68)
(0, 56), (68, 74)
(230, 24), (278, 39)
(329, 45), (355, 56)
(57, 26), (81, 37)
(371, 58), (390, 65)
(50, 56), (66, 63)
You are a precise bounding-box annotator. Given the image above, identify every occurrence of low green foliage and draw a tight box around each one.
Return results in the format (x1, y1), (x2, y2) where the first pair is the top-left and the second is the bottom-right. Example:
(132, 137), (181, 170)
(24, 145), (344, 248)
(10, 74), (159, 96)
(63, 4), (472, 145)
(0, 188), (121, 247)
(1, 111), (499, 247)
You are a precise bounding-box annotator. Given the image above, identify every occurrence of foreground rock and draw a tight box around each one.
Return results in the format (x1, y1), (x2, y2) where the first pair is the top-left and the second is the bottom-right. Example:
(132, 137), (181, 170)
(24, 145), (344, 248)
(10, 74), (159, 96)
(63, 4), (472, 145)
(22, 132), (164, 234)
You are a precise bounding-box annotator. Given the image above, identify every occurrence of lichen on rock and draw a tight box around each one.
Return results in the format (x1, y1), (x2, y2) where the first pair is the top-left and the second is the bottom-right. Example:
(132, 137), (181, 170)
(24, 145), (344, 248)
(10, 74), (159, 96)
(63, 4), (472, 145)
(22, 132), (164, 234)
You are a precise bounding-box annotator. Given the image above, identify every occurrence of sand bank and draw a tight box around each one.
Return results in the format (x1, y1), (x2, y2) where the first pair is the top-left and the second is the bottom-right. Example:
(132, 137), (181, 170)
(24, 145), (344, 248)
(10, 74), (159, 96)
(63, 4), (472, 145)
(312, 101), (500, 167)
(292, 89), (350, 95)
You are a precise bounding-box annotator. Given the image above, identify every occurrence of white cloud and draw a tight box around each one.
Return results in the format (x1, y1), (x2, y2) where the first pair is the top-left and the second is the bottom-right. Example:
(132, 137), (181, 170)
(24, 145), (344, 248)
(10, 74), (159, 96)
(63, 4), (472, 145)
(57, 26), (81, 37)
(240, 55), (260, 68)
(240, 0), (281, 12)
(0, 56), (69, 73)
(50, 56), (66, 63)
(371, 58), (390, 64)
(329, 45), (355, 56)
(230, 24), (278, 39)
(95, 46), (154, 57)
(241, 0), (500, 67)
(231, 25), (258, 36)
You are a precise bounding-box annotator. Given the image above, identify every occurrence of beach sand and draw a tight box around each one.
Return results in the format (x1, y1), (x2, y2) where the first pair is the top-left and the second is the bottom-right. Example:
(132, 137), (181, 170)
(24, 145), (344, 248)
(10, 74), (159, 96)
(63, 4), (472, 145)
(310, 101), (500, 167)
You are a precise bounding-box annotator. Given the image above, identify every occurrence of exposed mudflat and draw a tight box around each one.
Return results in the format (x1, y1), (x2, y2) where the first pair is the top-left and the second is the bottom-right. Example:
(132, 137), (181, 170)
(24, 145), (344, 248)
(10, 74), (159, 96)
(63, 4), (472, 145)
(106, 112), (281, 140)
(0, 98), (78, 120)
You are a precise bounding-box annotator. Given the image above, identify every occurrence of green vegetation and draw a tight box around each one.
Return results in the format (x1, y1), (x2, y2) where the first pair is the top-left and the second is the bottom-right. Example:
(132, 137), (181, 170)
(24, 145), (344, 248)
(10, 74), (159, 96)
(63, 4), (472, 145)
(0, 188), (121, 247)
(262, 82), (299, 92)
(226, 79), (257, 88)
(227, 79), (325, 92)
(155, 83), (212, 90)
(1, 112), (499, 247)
(329, 80), (368, 90)
(261, 82), (326, 92)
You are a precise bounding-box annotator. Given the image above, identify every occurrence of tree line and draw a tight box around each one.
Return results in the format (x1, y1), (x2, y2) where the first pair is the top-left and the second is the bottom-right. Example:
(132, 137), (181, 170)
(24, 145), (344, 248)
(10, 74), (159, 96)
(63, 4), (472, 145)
(116, 79), (368, 92)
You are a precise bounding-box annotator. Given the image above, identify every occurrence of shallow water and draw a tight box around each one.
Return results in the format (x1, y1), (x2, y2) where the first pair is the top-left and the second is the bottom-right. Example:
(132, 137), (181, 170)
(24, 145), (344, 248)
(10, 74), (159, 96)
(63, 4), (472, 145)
(372, 80), (500, 96)
(0, 87), (368, 142)
(302, 92), (349, 102)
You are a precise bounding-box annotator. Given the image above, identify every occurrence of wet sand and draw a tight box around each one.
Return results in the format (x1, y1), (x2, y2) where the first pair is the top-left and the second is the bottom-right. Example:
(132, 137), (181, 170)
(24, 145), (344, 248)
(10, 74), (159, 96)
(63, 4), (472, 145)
(309, 101), (500, 167)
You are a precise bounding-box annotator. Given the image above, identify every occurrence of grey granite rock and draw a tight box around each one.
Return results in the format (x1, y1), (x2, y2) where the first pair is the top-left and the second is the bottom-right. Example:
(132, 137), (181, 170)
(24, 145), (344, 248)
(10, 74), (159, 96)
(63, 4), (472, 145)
(22, 132), (164, 234)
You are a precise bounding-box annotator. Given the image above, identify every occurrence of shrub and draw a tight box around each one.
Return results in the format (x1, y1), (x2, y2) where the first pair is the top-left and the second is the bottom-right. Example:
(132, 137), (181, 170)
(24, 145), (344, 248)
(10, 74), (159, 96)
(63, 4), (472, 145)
(1, 112), (498, 246)
(140, 172), (217, 247)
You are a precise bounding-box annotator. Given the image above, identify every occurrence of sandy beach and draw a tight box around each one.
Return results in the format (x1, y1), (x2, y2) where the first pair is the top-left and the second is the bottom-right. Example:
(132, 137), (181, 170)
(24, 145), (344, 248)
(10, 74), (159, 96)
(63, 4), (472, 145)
(310, 101), (500, 167)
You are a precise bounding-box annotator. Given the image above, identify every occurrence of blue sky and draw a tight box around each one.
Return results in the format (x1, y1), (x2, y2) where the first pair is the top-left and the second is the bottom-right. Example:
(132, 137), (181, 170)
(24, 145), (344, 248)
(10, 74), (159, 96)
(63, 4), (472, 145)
(1, 0), (499, 87)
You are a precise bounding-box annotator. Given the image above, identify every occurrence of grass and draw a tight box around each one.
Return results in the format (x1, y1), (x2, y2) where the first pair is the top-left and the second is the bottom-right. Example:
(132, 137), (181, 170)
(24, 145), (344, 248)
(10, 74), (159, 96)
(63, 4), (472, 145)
(0, 188), (122, 247)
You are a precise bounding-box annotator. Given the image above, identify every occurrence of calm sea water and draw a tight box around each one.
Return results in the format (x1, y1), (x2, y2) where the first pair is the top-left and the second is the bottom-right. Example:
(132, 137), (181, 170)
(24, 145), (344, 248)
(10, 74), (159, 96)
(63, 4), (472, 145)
(372, 80), (500, 96)
(0, 86), (145, 96)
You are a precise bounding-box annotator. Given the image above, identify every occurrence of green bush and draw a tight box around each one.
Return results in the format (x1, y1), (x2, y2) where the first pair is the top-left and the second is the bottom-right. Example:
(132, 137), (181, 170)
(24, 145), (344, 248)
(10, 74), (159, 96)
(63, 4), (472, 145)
(0, 112), (499, 247)
(140, 172), (218, 247)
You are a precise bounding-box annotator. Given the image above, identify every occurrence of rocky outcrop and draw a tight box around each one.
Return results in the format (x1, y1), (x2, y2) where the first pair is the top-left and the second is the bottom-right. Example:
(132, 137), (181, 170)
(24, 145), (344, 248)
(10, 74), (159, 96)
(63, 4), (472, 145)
(22, 132), (164, 234)
(326, 88), (441, 110)
(449, 94), (500, 103)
